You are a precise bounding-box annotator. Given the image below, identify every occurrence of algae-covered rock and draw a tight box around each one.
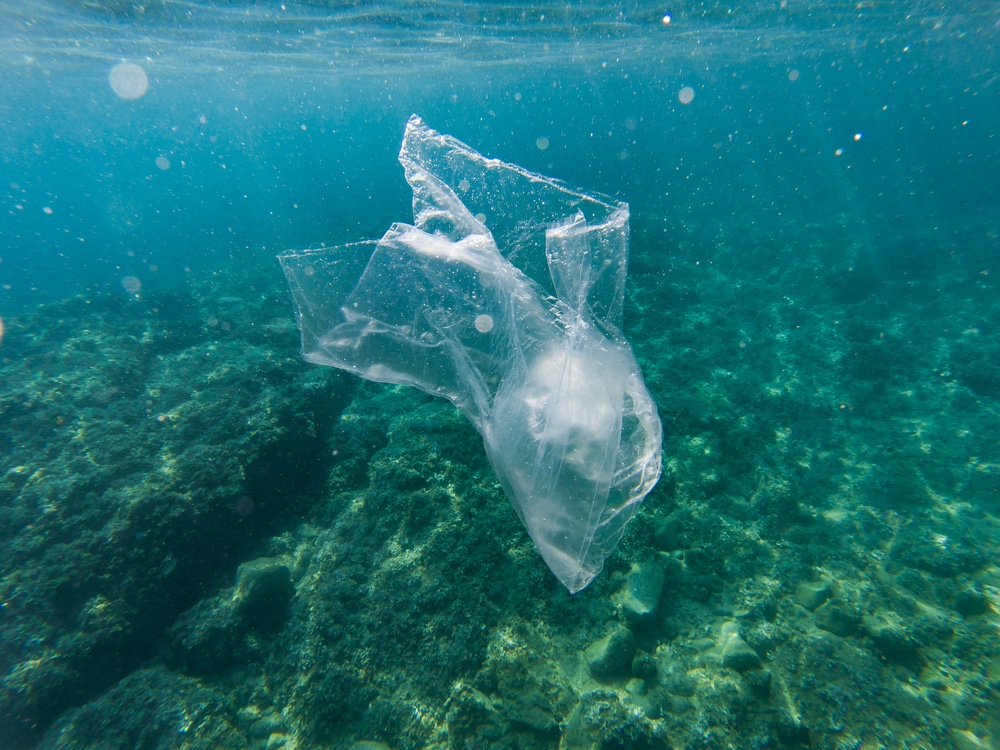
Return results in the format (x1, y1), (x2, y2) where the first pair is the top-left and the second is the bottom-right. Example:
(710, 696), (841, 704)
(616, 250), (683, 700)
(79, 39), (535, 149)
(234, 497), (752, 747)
(445, 681), (505, 748)
(476, 620), (576, 733)
(794, 579), (833, 611)
(814, 599), (862, 637)
(0, 291), (345, 748)
(863, 612), (921, 664)
(34, 667), (249, 750)
(166, 556), (295, 672)
(562, 691), (666, 750)
(953, 586), (992, 617)
(616, 557), (666, 627)
(743, 668), (772, 699)
(659, 670), (697, 697)
(889, 522), (989, 578)
(770, 629), (949, 748)
(235, 557), (294, 631)
(720, 636), (761, 673)
(708, 621), (761, 673)
(652, 517), (683, 551)
(165, 594), (245, 673)
(586, 627), (637, 680)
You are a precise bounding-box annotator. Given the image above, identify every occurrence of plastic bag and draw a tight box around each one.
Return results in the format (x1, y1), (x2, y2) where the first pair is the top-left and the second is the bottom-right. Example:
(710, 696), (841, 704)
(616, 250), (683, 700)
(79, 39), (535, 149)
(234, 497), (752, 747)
(278, 116), (662, 593)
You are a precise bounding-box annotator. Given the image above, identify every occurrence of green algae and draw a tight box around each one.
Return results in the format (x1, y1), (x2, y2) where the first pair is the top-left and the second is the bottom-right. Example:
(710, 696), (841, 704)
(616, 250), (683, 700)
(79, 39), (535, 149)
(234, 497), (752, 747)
(1, 222), (999, 750)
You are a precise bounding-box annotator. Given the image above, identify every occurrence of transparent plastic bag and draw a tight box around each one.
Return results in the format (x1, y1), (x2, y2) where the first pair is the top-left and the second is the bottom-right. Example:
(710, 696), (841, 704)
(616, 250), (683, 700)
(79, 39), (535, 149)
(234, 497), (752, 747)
(278, 116), (661, 592)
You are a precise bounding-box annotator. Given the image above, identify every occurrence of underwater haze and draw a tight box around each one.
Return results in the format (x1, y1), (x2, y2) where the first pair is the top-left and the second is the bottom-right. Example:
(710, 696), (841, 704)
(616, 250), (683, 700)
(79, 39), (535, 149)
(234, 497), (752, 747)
(1, 1), (1000, 749)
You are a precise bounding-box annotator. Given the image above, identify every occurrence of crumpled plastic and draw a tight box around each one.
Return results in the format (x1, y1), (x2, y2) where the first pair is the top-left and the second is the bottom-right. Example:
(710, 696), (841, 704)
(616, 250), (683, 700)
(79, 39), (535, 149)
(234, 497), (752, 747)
(278, 115), (662, 593)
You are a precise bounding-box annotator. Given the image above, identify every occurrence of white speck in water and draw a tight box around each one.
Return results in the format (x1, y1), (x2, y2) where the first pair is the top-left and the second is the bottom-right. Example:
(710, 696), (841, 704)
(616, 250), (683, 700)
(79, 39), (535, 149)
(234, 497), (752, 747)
(474, 314), (495, 333)
(108, 61), (149, 100)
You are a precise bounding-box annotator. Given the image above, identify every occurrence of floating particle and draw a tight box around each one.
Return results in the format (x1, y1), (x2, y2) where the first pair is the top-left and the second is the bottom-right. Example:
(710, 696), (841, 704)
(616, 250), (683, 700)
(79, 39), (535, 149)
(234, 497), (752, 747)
(155, 155), (170, 170)
(678, 86), (695, 104)
(536, 136), (550, 150)
(121, 275), (142, 294)
(108, 61), (149, 100)
(474, 314), (495, 333)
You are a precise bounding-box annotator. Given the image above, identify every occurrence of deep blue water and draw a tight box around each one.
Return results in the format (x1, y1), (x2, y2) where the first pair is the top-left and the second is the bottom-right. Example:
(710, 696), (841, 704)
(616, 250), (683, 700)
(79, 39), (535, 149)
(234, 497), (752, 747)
(3, 0), (997, 311)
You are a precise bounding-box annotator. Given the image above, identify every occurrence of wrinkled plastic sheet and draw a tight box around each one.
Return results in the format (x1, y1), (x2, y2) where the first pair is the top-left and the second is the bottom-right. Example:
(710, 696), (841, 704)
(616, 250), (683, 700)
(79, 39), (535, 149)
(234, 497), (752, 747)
(278, 115), (662, 593)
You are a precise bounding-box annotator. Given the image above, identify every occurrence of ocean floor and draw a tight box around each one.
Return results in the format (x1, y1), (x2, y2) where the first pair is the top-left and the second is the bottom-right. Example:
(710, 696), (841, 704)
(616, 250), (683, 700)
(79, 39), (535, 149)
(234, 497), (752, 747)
(1, 217), (999, 750)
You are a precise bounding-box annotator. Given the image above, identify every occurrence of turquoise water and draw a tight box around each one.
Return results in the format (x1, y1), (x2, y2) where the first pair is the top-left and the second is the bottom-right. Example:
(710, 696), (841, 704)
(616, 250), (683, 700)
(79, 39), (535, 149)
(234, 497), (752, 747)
(1, 2), (999, 749)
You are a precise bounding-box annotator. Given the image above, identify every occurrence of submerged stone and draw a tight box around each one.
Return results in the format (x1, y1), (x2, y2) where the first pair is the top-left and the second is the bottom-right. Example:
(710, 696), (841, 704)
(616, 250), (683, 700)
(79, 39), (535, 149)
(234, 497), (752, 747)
(795, 579), (833, 611)
(863, 613), (920, 663)
(618, 558), (666, 627)
(586, 627), (637, 679)
(953, 587), (991, 617)
(716, 621), (761, 673)
(235, 557), (295, 631)
(815, 599), (862, 637)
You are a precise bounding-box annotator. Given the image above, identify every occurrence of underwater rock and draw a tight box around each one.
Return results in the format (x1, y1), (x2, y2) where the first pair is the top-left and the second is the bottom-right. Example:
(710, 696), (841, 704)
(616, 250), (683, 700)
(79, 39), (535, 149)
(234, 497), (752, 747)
(245, 710), (286, 740)
(625, 677), (647, 696)
(0, 294), (342, 748)
(165, 557), (293, 672)
(814, 599), (862, 637)
(617, 557), (666, 627)
(743, 668), (772, 699)
(165, 595), (244, 673)
(480, 623), (576, 732)
(721, 636), (762, 673)
(562, 690), (666, 750)
(739, 619), (786, 656)
(445, 681), (506, 747)
(652, 517), (683, 551)
(235, 557), (295, 631)
(794, 579), (833, 611)
(863, 612), (921, 664)
(34, 667), (248, 749)
(889, 522), (989, 578)
(631, 651), (657, 681)
(586, 626), (637, 680)
(770, 628), (949, 747)
(713, 621), (761, 673)
(953, 586), (992, 617)
(659, 671), (697, 697)
(774, 710), (811, 747)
